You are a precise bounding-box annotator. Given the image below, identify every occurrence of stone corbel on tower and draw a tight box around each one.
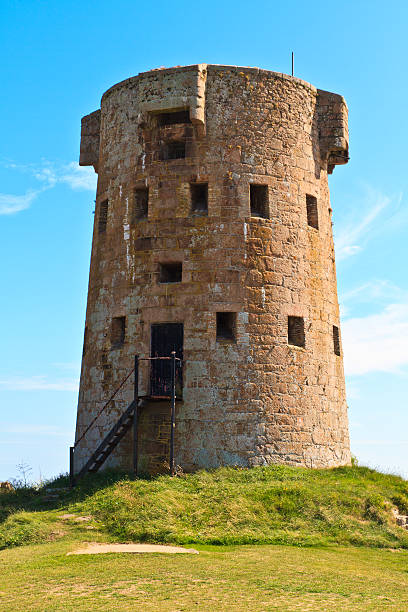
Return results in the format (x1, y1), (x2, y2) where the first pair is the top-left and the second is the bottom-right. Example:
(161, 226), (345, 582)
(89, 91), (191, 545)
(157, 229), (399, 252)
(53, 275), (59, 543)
(79, 109), (101, 172)
(189, 63), (207, 138)
(317, 90), (349, 174)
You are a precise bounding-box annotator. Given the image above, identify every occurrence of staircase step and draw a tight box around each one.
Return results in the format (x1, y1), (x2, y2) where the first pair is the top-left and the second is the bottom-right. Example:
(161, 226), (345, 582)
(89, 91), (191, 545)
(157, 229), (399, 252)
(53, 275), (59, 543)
(75, 398), (145, 481)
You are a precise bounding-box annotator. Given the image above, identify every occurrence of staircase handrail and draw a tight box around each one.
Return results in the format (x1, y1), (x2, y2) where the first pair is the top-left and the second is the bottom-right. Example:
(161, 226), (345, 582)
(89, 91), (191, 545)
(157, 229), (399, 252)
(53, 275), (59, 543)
(70, 353), (182, 486)
(74, 366), (135, 448)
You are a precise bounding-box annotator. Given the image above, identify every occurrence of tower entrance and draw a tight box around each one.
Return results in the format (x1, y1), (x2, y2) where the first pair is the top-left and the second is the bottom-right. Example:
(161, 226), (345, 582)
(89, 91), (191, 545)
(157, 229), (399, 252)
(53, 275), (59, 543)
(150, 323), (183, 398)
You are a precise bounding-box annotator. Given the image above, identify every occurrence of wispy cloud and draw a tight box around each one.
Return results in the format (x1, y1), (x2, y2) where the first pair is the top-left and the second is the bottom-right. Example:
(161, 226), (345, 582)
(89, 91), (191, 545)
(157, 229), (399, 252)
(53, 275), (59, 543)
(345, 381), (361, 401)
(340, 280), (407, 320)
(0, 376), (79, 392)
(0, 160), (96, 215)
(334, 186), (394, 262)
(33, 161), (97, 191)
(342, 301), (408, 376)
(337, 245), (362, 260)
(0, 189), (42, 215)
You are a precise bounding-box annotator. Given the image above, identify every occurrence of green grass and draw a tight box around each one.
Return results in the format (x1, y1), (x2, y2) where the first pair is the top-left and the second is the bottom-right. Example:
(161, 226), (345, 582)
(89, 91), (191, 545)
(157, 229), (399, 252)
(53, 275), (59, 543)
(1, 540), (408, 611)
(1, 466), (408, 610)
(1, 464), (408, 549)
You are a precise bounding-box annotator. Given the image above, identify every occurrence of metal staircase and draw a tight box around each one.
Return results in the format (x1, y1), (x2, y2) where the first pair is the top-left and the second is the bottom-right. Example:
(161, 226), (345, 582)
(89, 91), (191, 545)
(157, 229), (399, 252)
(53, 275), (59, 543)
(70, 353), (180, 486)
(75, 398), (144, 482)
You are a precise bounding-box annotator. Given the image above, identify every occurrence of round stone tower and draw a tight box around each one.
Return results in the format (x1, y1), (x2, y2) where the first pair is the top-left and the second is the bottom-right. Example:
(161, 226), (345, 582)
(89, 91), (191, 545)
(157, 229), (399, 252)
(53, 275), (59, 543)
(74, 64), (351, 475)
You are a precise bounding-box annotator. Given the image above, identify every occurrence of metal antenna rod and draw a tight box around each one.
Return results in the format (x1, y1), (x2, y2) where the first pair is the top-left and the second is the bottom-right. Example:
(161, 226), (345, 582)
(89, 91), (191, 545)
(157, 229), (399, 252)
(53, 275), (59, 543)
(292, 52), (294, 77)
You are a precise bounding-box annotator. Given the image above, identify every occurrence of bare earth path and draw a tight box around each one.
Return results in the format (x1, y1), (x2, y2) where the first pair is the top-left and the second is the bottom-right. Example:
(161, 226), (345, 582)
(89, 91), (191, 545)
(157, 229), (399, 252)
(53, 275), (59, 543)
(67, 543), (199, 555)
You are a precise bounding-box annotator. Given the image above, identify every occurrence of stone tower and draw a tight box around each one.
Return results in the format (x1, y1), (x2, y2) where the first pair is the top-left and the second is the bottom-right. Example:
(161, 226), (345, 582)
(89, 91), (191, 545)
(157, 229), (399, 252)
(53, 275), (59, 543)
(74, 64), (351, 475)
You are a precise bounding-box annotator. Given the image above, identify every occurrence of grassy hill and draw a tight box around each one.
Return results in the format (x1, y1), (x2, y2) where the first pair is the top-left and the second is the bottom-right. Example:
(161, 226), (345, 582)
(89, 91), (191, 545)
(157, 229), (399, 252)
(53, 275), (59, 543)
(2, 465), (408, 610)
(2, 464), (408, 550)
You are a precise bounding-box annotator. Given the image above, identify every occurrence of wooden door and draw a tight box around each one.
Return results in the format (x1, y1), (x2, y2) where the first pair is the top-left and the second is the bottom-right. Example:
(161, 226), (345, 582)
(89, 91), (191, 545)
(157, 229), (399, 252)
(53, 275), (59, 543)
(150, 323), (183, 397)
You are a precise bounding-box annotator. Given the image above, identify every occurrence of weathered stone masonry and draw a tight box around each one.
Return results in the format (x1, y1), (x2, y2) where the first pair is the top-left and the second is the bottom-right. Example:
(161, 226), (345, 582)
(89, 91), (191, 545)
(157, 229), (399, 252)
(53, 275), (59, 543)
(74, 64), (351, 474)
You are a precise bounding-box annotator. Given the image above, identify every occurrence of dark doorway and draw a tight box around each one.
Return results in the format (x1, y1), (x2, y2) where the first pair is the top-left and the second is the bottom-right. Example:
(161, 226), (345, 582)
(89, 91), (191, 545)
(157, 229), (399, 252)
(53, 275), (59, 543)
(150, 323), (183, 398)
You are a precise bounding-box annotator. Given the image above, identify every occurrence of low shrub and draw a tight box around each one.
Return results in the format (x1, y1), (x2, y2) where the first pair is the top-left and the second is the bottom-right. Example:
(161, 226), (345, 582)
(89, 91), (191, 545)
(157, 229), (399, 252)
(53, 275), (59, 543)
(391, 493), (408, 514)
(0, 512), (50, 549)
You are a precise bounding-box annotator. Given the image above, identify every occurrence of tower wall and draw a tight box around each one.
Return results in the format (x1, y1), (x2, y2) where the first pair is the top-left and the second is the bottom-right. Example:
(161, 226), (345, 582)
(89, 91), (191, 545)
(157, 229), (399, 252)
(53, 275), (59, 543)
(75, 64), (350, 473)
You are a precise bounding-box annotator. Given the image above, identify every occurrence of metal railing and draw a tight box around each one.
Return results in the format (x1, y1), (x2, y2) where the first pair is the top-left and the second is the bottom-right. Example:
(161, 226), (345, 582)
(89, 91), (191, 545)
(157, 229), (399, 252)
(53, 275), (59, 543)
(70, 352), (182, 486)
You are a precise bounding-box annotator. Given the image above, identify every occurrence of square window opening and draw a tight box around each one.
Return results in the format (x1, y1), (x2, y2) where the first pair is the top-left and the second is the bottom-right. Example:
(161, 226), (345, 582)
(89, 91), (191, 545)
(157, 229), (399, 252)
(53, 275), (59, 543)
(157, 110), (191, 126)
(216, 312), (236, 341)
(190, 183), (208, 214)
(250, 184), (269, 218)
(160, 141), (186, 160)
(98, 200), (108, 234)
(111, 316), (126, 348)
(133, 188), (148, 220)
(288, 316), (305, 348)
(306, 194), (319, 229)
(333, 325), (341, 356)
(159, 262), (182, 283)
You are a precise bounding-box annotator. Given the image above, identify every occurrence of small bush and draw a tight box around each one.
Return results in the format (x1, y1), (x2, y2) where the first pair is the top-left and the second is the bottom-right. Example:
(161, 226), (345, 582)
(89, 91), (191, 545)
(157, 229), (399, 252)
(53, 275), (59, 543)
(391, 493), (408, 515)
(0, 512), (49, 549)
(363, 494), (387, 524)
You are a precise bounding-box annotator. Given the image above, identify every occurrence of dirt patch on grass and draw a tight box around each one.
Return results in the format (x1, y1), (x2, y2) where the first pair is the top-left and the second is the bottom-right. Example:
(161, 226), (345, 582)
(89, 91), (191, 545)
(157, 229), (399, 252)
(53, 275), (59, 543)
(67, 543), (199, 555)
(59, 514), (93, 522)
(47, 529), (67, 541)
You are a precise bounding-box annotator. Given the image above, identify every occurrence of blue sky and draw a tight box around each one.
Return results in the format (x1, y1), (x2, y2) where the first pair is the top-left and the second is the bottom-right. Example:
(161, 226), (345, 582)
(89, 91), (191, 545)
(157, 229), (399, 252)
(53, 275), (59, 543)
(1, 0), (407, 482)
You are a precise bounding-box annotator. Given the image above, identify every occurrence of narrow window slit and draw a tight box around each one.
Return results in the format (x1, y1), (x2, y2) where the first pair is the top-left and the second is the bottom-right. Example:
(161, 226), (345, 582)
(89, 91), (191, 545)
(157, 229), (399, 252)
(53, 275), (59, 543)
(288, 316), (305, 348)
(159, 262), (182, 283)
(190, 183), (208, 214)
(333, 325), (341, 356)
(98, 200), (108, 234)
(306, 194), (319, 229)
(111, 316), (126, 348)
(216, 312), (236, 341)
(134, 237), (152, 251)
(250, 185), (269, 218)
(133, 188), (148, 221)
(157, 110), (191, 126)
(82, 326), (88, 357)
(160, 141), (186, 160)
